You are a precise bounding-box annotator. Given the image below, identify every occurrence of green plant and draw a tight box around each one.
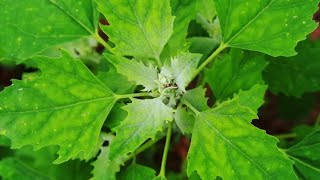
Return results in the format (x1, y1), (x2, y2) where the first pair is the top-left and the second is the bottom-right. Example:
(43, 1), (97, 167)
(0, 0), (320, 179)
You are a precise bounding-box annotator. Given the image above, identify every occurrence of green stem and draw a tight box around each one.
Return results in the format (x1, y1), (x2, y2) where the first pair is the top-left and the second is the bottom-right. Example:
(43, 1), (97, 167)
(181, 99), (200, 115)
(274, 133), (296, 139)
(115, 92), (154, 100)
(93, 32), (113, 53)
(192, 43), (227, 80)
(158, 122), (173, 178)
(126, 137), (162, 161)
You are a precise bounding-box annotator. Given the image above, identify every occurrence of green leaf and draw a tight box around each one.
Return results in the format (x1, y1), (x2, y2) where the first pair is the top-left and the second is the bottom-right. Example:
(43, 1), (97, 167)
(161, 0), (199, 58)
(238, 84), (267, 113)
(196, 0), (216, 21)
(118, 163), (156, 180)
(95, 0), (174, 60)
(263, 40), (320, 97)
(96, 58), (136, 95)
(106, 54), (158, 91)
(187, 97), (297, 179)
(0, 158), (52, 180)
(109, 98), (173, 160)
(0, 52), (116, 163)
(171, 53), (202, 91)
(0, 146), (92, 180)
(188, 37), (220, 61)
(205, 49), (268, 101)
(105, 103), (128, 130)
(182, 87), (209, 112)
(214, 0), (319, 56)
(0, 0), (99, 61)
(91, 146), (126, 180)
(286, 129), (320, 180)
(174, 105), (195, 135)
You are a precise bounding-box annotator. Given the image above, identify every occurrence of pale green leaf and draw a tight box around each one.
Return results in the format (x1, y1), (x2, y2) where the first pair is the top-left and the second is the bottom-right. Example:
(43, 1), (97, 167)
(171, 53), (202, 91)
(205, 49), (268, 101)
(109, 98), (173, 160)
(161, 0), (199, 58)
(174, 105), (195, 135)
(106, 54), (158, 91)
(187, 97), (297, 179)
(0, 0), (99, 61)
(118, 163), (156, 180)
(263, 40), (320, 97)
(214, 0), (319, 56)
(91, 146), (126, 180)
(286, 129), (320, 180)
(95, 0), (174, 60)
(238, 84), (267, 113)
(182, 87), (209, 112)
(0, 52), (116, 163)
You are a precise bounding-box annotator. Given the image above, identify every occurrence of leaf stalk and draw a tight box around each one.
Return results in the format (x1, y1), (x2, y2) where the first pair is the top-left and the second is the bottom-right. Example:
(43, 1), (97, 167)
(158, 122), (173, 178)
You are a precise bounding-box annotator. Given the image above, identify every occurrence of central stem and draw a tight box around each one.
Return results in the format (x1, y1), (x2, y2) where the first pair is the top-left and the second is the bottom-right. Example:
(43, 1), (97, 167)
(191, 43), (227, 80)
(159, 122), (173, 177)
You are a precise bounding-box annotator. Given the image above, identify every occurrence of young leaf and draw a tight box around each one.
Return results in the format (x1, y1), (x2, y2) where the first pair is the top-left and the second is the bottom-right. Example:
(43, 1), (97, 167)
(118, 163), (156, 180)
(0, 52), (116, 163)
(263, 40), (320, 97)
(286, 129), (320, 179)
(95, 0), (174, 60)
(109, 98), (173, 160)
(182, 87), (209, 112)
(205, 49), (267, 102)
(214, 0), (319, 56)
(106, 54), (158, 91)
(161, 0), (199, 58)
(91, 146), (126, 180)
(0, 0), (99, 61)
(171, 53), (202, 91)
(187, 97), (297, 179)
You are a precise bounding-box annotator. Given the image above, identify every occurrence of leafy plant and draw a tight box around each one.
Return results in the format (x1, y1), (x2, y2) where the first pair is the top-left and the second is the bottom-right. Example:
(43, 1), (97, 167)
(0, 0), (320, 179)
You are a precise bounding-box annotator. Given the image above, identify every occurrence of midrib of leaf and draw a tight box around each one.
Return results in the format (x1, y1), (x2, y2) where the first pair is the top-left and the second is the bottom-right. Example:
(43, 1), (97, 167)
(127, 0), (159, 60)
(287, 154), (320, 173)
(223, 0), (275, 45)
(200, 112), (270, 177)
(0, 97), (115, 115)
(48, 0), (95, 35)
